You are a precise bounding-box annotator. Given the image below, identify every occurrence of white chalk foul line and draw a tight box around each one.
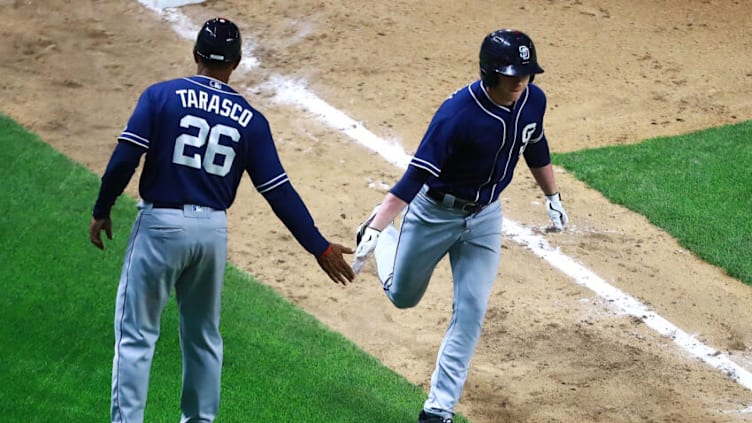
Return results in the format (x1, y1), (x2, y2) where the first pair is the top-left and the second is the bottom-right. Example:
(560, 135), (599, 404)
(138, 0), (752, 396)
(261, 76), (411, 169)
(138, 1), (260, 72)
(504, 221), (752, 391)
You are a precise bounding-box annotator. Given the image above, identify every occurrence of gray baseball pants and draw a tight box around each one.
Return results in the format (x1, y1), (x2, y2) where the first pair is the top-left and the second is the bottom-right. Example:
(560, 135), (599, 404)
(111, 202), (227, 423)
(374, 187), (502, 418)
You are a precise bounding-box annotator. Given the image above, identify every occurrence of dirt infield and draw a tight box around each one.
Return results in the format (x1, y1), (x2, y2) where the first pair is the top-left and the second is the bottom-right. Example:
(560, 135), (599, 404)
(3, 0), (752, 421)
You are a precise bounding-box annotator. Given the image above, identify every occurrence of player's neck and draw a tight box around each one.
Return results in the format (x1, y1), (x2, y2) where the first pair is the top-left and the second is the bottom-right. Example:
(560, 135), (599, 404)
(485, 86), (515, 107)
(488, 91), (515, 108)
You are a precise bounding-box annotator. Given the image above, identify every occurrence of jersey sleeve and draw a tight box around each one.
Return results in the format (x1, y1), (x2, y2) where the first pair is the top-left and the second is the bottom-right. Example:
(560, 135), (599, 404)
(523, 85), (551, 167)
(526, 84), (547, 145)
(242, 114), (329, 256)
(523, 137), (551, 168)
(261, 183), (330, 256)
(242, 114), (288, 190)
(92, 141), (145, 219)
(409, 101), (460, 178)
(117, 86), (155, 149)
(389, 166), (432, 203)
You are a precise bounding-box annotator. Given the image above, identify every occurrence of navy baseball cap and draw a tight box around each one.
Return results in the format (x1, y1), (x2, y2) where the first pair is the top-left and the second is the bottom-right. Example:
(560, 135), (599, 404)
(194, 17), (242, 63)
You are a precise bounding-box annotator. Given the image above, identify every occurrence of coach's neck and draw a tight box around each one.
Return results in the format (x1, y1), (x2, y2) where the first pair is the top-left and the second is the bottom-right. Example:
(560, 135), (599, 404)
(194, 53), (241, 84)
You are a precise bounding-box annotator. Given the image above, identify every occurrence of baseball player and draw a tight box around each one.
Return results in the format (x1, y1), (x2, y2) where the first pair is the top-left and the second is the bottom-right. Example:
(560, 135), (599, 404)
(352, 29), (568, 423)
(88, 17), (355, 422)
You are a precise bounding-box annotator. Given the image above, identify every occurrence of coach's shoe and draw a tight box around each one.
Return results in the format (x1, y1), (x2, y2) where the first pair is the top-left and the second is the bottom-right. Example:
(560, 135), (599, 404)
(418, 410), (453, 423)
(355, 204), (380, 245)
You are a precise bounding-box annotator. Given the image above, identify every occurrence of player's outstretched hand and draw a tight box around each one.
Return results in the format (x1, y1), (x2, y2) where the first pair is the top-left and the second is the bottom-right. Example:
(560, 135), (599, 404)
(316, 243), (355, 285)
(351, 227), (380, 274)
(545, 192), (569, 232)
(89, 217), (113, 250)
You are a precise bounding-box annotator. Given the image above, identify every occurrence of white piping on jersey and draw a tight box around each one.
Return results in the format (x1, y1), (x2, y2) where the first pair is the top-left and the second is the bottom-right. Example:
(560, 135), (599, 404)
(469, 85), (505, 203)
(467, 85), (513, 203)
(495, 88), (531, 197)
(410, 156), (441, 177)
(119, 132), (150, 149)
(182, 76), (243, 96)
(256, 172), (289, 194)
(469, 85), (530, 203)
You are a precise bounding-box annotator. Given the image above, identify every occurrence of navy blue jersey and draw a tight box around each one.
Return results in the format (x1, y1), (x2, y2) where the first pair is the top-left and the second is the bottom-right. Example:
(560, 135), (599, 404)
(393, 80), (551, 205)
(119, 75), (286, 210)
(95, 75), (329, 255)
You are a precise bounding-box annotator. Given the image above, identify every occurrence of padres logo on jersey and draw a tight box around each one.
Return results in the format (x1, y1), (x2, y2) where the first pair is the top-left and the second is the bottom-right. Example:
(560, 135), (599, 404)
(518, 122), (537, 156)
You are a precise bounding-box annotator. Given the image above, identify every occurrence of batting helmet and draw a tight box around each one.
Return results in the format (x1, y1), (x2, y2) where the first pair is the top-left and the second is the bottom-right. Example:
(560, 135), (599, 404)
(194, 17), (242, 63)
(479, 29), (544, 87)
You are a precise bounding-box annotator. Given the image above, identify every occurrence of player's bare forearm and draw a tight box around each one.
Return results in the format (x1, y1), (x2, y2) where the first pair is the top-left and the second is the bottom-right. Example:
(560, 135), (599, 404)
(369, 193), (407, 231)
(529, 164), (559, 196)
(530, 164), (569, 230)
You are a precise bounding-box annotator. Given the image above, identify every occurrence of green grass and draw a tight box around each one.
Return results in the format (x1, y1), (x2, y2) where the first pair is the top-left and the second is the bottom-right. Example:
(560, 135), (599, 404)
(553, 120), (752, 285)
(0, 114), (469, 422)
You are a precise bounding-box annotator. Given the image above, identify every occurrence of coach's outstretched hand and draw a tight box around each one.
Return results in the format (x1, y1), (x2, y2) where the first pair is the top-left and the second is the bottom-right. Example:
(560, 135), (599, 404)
(316, 243), (356, 285)
(89, 217), (113, 250)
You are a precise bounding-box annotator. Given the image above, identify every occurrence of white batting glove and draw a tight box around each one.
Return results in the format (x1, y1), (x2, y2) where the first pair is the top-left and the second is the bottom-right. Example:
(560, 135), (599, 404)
(545, 192), (569, 231)
(351, 227), (380, 274)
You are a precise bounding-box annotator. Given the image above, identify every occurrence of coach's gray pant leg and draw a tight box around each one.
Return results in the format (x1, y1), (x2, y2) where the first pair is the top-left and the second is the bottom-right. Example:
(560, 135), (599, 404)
(176, 214), (227, 423)
(111, 213), (176, 423)
(424, 206), (502, 416)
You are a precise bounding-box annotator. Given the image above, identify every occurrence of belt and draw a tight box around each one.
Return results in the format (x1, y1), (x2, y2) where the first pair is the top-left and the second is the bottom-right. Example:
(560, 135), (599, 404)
(151, 203), (224, 213)
(152, 202), (184, 209)
(426, 188), (485, 214)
